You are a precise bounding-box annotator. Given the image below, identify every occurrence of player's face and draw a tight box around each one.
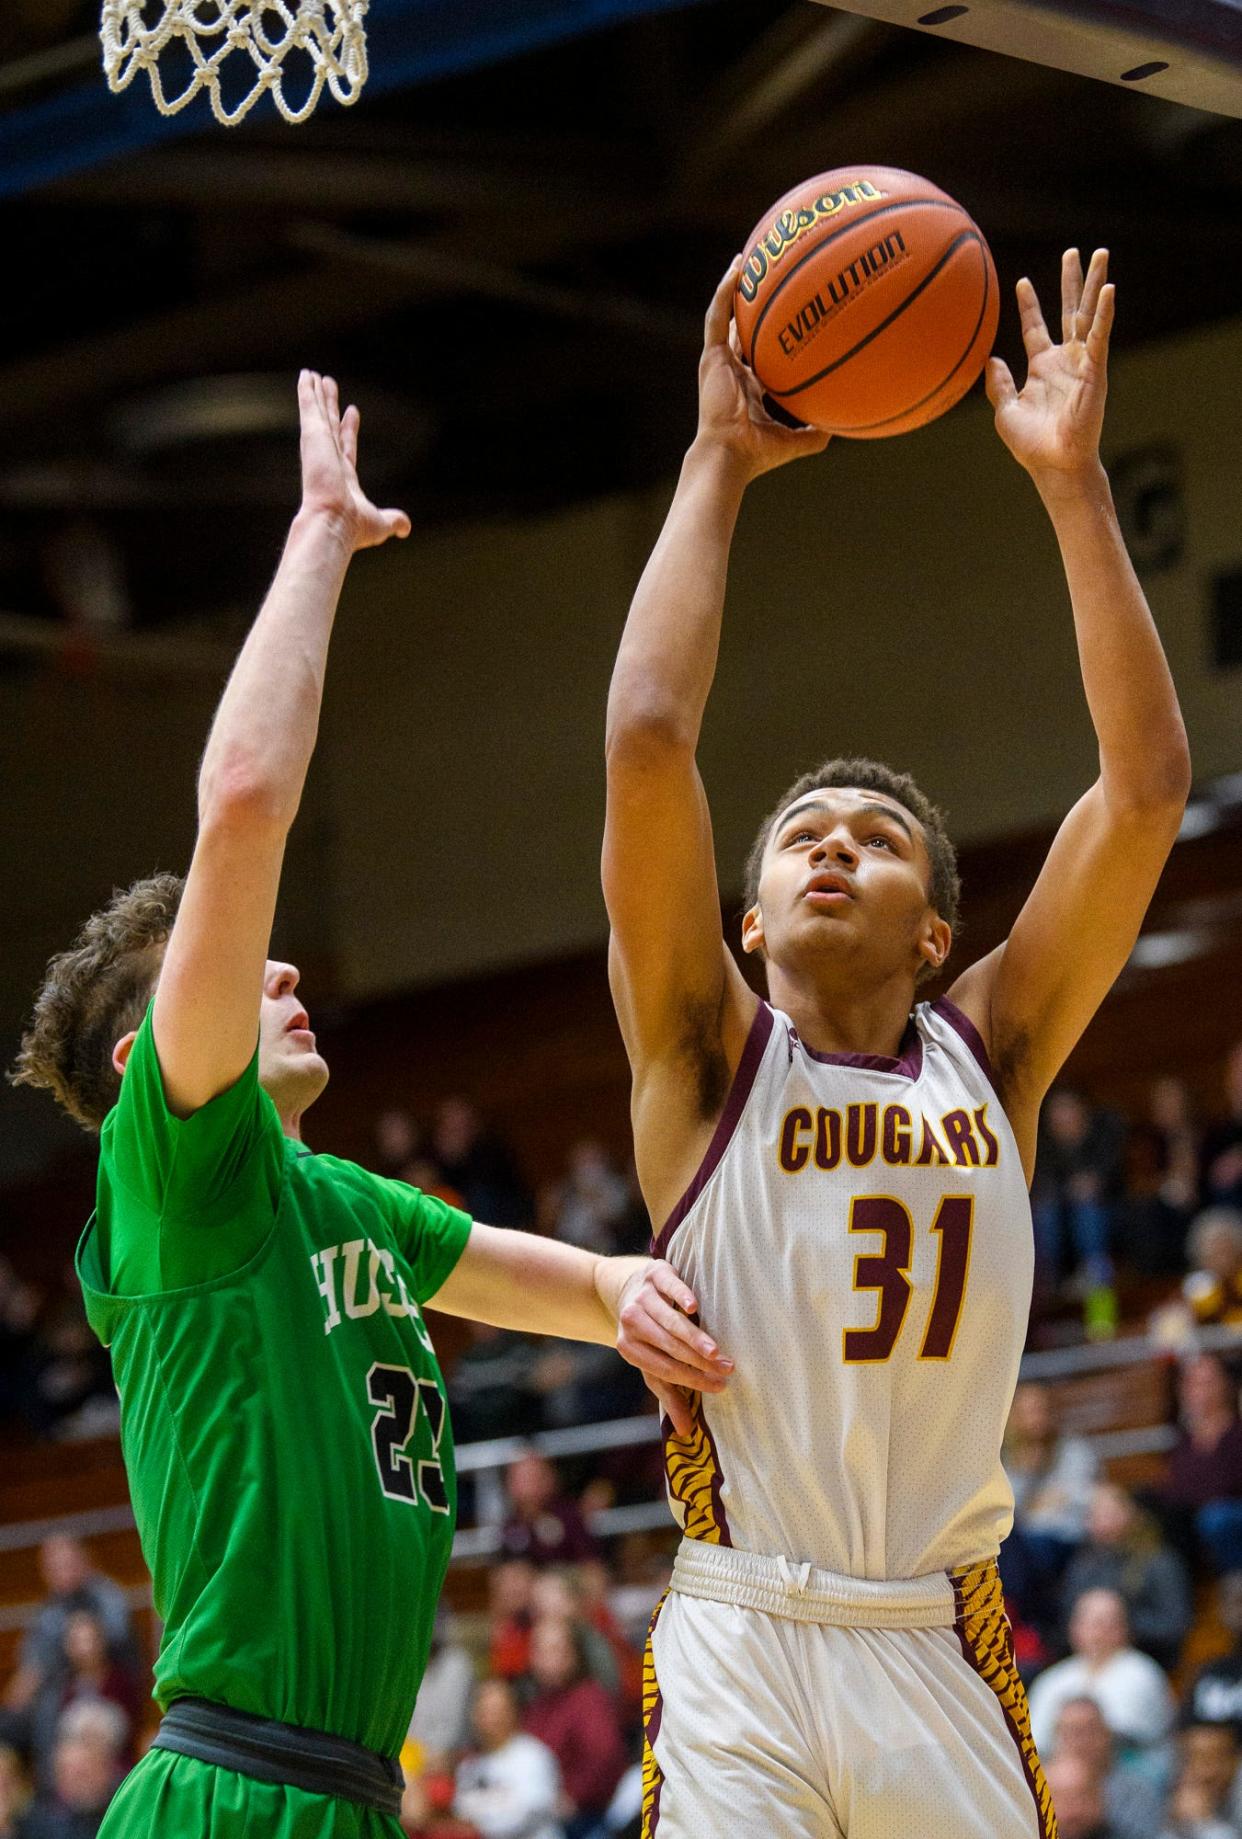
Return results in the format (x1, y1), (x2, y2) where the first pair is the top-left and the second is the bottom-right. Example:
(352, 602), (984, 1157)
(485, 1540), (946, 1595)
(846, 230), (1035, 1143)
(258, 959), (329, 1116)
(744, 787), (948, 985)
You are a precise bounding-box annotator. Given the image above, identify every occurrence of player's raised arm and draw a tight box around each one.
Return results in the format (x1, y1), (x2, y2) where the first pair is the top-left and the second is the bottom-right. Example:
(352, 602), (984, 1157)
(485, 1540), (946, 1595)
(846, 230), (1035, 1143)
(151, 373), (409, 1117)
(604, 261), (829, 1201)
(949, 250), (1190, 1157)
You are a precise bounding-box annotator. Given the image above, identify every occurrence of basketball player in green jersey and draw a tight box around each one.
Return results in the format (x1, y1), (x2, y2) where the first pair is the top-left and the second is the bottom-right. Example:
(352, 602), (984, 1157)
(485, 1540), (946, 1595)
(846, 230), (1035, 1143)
(13, 372), (732, 1839)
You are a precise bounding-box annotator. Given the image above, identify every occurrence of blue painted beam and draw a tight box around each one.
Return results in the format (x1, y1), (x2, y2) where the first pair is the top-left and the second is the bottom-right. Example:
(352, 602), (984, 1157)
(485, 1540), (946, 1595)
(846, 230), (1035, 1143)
(0, 0), (710, 200)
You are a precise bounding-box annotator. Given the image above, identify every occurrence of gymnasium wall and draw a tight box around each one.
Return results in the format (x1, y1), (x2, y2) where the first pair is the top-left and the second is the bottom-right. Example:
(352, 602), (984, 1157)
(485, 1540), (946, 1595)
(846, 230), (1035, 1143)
(326, 307), (1242, 999)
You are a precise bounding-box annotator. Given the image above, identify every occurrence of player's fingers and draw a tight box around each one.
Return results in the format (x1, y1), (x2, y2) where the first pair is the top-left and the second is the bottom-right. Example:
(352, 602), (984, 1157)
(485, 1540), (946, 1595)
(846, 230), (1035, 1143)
(704, 255), (743, 351)
(1015, 277), (1053, 357)
(650, 1382), (694, 1438)
(340, 403), (360, 468)
(984, 356), (1017, 410)
(647, 1260), (698, 1318)
(635, 1345), (725, 1392)
(625, 1300), (730, 1381)
(780, 423), (832, 459)
(1085, 282), (1115, 364)
(1060, 248), (1083, 343)
(1079, 249), (1109, 339)
(323, 374), (342, 439)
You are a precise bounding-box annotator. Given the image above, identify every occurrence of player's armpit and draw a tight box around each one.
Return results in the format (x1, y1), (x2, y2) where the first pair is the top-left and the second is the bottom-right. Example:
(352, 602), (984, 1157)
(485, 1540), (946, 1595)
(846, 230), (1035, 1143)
(949, 778), (1185, 1133)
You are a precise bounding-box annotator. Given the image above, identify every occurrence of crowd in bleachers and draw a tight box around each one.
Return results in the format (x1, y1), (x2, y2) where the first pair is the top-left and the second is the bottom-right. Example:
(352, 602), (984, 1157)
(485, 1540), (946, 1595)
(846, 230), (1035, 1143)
(3, 1040), (1242, 1836)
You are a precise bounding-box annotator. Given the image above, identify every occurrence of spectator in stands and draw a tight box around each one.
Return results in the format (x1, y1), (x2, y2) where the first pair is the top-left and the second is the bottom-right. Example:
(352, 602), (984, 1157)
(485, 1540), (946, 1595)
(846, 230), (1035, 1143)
(1032, 1089), (1126, 1325)
(448, 1321), (542, 1444)
(56, 1610), (140, 1765)
(1183, 1210), (1242, 1330)
(574, 1561), (644, 1726)
(544, 1143), (632, 1257)
(2, 1538), (136, 1781)
(1043, 1752), (1124, 1839)
(0, 1259), (43, 1435)
(432, 1098), (530, 1228)
(0, 1746), (31, 1839)
(500, 1455), (601, 1568)
(19, 1729), (120, 1839)
(529, 1571), (619, 1699)
(1028, 1588), (1175, 1765)
(454, 1678), (563, 1839)
(1001, 1381), (1098, 1639)
(1060, 1483), (1193, 1672)
(1159, 1354), (1242, 1574)
(26, 1300), (115, 1441)
(606, 1536), (674, 1654)
(488, 1560), (537, 1683)
(522, 1617), (626, 1839)
(408, 1609), (477, 1766)
(1125, 1077), (1202, 1275)
(1161, 1723), (1242, 1838)
(1183, 1572), (1242, 1736)
(1051, 1697), (1166, 1839)
(528, 1336), (646, 1433)
(1202, 1042), (1242, 1213)
(374, 1108), (421, 1179)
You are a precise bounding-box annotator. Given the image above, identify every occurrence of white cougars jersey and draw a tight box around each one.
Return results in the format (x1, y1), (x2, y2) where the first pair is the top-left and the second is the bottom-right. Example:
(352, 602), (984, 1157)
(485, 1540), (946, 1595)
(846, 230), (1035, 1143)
(653, 996), (1032, 1581)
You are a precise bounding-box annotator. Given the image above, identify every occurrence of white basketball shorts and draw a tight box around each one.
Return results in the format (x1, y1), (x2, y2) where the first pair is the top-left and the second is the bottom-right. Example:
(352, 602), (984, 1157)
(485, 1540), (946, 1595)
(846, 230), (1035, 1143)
(640, 1541), (1056, 1839)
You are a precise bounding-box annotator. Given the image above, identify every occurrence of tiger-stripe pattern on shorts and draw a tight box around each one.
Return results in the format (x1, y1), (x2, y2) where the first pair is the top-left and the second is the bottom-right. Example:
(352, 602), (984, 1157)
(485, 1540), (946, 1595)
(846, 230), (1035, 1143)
(641, 1588), (671, 1838)
(951, 1559), (1058, 1839)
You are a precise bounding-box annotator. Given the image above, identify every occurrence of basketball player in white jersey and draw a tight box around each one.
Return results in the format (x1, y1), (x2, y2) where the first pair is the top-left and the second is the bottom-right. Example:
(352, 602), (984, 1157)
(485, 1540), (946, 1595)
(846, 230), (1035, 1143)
(603, 247), (1189, 1839)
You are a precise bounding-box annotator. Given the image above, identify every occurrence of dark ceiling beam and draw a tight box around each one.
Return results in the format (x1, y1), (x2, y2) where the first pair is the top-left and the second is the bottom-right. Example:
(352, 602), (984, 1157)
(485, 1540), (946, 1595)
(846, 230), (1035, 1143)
(682, 6), (888, 186)
(0, 263), (428, 432)
(289, 224), (701, 346)
(45, 140), (640, 221)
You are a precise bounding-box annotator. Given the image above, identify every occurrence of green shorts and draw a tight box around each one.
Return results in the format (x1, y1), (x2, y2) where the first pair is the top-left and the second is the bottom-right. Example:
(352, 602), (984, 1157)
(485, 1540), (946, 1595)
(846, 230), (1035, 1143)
(100, 1748), (404, 1839)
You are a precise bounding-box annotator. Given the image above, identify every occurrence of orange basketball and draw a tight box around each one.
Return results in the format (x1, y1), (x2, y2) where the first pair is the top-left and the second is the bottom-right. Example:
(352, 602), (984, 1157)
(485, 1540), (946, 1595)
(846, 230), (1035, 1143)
(734, 166), (999, 438)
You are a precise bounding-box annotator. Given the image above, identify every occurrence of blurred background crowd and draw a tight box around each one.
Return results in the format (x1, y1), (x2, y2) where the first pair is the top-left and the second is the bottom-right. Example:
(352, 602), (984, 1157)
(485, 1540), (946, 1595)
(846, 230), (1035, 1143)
(4, 1038), (1242, 1838)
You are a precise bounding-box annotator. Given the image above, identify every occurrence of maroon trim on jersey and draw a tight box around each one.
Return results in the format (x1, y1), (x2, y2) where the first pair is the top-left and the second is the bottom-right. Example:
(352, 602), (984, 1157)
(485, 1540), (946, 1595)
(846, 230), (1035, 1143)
(651, 999), (775, 1258)
(791, 1013), (924, 1079)
(931, 997), (995, 1088)
(702, 1409), (733, 1547)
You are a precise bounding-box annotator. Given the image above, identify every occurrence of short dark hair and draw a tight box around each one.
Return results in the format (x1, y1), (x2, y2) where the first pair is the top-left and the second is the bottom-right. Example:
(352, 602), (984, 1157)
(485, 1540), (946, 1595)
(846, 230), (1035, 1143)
(743, 757), (960, 966)
(11, 873), (184, 1133)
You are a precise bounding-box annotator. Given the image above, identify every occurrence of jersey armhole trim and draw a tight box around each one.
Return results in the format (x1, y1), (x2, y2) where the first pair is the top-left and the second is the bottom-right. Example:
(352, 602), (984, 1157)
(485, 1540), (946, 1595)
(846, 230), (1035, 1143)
(651, 1000), (775, 1259)
(930, 997), (995, 1091)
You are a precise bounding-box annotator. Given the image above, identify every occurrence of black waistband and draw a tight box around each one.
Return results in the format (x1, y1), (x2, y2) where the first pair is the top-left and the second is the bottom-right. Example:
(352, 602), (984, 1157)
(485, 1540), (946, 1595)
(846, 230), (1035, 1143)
(152, 1696), (404, 1816)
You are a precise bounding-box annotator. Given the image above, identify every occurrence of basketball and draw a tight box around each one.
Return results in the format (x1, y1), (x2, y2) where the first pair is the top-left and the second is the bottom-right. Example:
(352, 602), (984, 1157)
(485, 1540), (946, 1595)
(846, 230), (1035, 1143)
(734, 166), (999, 438)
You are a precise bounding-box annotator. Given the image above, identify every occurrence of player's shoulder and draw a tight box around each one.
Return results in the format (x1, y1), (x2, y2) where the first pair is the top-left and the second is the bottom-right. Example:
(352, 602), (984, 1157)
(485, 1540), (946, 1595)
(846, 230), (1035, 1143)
(915, 993), (995, 1081)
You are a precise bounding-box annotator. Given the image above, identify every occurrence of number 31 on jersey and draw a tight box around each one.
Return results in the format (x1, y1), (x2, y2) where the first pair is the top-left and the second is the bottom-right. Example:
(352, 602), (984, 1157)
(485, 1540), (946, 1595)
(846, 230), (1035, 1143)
(844, 1194), (973, 1363)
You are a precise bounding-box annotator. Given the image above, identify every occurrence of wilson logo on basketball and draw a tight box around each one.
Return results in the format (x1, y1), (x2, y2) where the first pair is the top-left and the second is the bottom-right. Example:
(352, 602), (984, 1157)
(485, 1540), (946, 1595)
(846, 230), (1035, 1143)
(778, 229), (910, 357)
(738, 179), (887, 304)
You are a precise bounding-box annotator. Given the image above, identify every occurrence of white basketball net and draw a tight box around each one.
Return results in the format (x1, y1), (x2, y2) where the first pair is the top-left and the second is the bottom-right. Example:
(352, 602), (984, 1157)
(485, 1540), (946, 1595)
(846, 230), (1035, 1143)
(100, 0), (370, 126)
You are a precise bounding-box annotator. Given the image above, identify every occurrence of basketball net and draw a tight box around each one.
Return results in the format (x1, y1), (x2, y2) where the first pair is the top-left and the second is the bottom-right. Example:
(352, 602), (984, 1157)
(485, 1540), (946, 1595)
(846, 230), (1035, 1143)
(99, 0), (370, 126)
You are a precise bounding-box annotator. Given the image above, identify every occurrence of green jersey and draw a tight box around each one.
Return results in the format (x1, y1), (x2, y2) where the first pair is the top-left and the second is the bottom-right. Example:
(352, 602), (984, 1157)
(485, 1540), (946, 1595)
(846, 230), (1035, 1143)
(77, 1004), (471, 1759)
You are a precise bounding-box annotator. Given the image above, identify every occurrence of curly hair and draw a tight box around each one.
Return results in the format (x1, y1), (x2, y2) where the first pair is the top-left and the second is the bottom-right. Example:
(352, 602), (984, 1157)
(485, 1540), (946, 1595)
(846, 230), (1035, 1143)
(742, 757), (960, 979)
(11, 873), (184, 1132)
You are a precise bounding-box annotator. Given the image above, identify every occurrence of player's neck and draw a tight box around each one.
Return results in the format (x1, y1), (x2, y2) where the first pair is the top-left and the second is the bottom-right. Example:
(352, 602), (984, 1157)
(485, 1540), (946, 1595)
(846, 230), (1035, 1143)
(280, 1109), (304, 1142)
(766, 963), (918, 1061)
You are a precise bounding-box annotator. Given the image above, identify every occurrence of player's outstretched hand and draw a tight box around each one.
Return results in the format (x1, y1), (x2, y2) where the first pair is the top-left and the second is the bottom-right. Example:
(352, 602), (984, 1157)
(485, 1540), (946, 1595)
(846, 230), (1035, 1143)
(697, 258), (832, 482)
(614, 1259), (734, 1438)
(298, 370), (411, 551)
(986, 248), (1114, 485)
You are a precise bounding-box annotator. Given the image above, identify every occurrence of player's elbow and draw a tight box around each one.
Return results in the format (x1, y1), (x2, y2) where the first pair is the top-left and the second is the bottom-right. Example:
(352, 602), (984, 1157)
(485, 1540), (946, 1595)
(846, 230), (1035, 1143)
(1106, 729), (1192, 827)
(199, 755), (296, 834)
(605, 699), (697, 770)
